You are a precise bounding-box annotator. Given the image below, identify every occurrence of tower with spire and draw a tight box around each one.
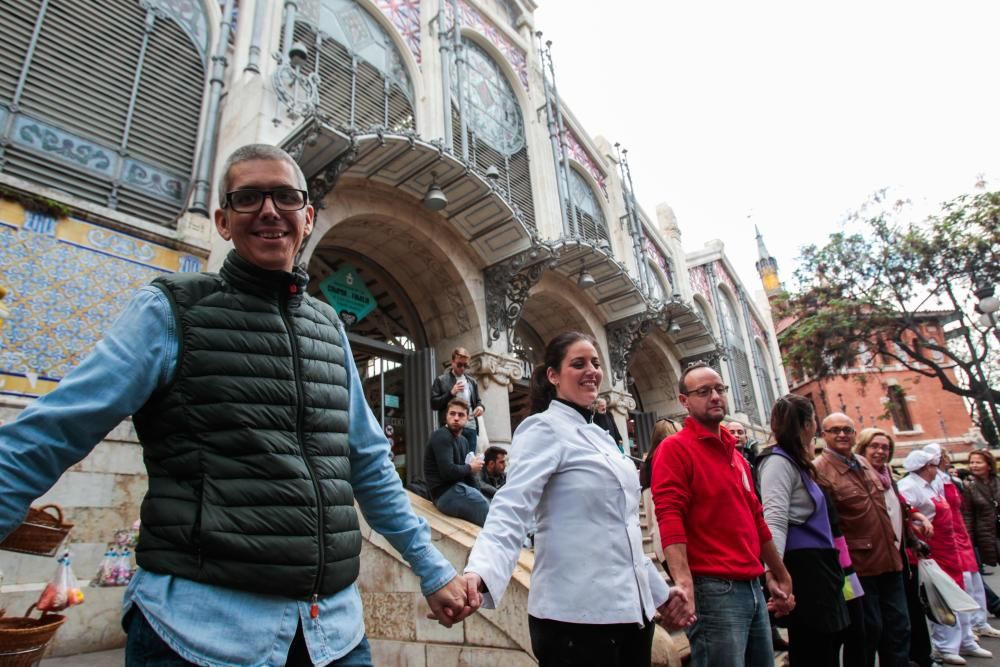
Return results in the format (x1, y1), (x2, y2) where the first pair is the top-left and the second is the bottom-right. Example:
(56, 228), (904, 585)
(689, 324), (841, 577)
(755, 226), (783, 297)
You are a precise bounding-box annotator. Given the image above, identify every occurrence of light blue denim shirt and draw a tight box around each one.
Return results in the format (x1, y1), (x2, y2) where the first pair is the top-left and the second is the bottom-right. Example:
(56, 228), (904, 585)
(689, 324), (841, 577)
(0, 286), (456, 667)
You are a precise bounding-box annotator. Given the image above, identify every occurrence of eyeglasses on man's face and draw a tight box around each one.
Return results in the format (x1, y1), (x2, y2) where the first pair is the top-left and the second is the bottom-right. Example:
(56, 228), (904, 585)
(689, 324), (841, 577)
(224, 188), (308, 213)
(824, 426), (856, 436)
(682, 384), (728, 399)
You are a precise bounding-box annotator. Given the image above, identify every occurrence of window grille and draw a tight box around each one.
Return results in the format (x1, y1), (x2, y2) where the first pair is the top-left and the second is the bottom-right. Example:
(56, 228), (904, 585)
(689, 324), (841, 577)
(291, 0), (415, 133)
(720, 292), (759, 421)
(0, 0), (207, 227)
(566, 167), (609, 246)
(451, 41), (534, 229)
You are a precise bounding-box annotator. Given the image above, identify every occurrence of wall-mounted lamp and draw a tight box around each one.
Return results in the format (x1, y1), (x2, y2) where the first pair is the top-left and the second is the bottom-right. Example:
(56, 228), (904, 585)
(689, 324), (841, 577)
(577, 261), (596, 289)
(670, 320), (681, 334)
(423, 173), (448, 211)
(484, 165), (500, 182)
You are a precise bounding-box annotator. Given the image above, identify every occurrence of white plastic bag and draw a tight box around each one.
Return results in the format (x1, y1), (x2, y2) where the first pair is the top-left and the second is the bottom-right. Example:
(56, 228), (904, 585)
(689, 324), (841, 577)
(918, 559), (979, 626)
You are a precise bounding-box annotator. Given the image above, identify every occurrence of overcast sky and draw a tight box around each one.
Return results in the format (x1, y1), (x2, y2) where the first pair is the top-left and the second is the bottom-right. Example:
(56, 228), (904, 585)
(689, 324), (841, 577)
(532, 0), (1000, 296)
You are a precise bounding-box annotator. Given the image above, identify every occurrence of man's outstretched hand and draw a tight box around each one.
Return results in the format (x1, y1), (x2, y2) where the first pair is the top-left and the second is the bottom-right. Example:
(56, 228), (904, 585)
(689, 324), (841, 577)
(425, 575), (479, 627)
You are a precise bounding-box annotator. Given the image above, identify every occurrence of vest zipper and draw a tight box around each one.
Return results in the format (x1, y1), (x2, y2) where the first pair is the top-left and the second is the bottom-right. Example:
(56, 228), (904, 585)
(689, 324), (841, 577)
(280, 291), (326, 617)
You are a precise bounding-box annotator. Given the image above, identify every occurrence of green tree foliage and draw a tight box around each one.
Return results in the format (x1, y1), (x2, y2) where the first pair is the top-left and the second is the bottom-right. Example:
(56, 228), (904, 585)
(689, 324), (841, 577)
(776, 190), (1000, 422)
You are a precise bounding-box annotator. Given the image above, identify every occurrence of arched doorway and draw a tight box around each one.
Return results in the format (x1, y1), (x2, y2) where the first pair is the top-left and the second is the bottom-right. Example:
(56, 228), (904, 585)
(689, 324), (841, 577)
(306, 246), (427, 483)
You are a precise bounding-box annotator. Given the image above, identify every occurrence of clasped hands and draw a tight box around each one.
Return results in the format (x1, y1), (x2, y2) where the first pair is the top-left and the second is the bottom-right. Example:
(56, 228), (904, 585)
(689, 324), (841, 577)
(424, 572), (484, 628)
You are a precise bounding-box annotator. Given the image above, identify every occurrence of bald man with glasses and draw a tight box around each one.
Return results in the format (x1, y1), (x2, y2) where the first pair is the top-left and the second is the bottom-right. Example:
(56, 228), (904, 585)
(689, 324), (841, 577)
(815, 413), (909, 667)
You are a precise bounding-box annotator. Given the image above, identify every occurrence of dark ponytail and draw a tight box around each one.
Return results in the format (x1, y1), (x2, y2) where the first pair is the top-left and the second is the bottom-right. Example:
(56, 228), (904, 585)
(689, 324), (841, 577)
(528, 331), (597, 415)
(769, 394), (818, 479)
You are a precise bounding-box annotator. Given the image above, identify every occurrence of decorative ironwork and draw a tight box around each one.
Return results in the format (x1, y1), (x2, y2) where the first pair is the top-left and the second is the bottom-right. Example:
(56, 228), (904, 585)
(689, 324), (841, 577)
(451, 40), (525, 156)
(122, 159), (186, 203)
(305, 134), (360, 204)
(142, 0), (210, 61)
(14, 117), (115, 175)
(484, 244), (555, 348)
(272, 60), (321, 120)
(606, 309), (668, 383)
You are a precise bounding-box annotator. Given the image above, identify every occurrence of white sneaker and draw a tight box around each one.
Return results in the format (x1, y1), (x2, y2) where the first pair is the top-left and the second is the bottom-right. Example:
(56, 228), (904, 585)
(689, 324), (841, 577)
(932, 652), (967, 665)
(974, 624), (1000, 639)
(960, 645), (992, 658)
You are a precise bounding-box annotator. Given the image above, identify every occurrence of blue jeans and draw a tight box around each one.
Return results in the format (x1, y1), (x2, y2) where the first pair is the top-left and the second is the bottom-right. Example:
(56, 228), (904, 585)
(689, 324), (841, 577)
(687, 577), (774, 667)
(433, 482), (489, 526)
(125, 607), (373, 666)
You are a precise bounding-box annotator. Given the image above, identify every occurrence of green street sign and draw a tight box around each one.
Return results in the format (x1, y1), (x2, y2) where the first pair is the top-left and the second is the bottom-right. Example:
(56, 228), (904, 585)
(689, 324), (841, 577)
(319, 264), (376, 326)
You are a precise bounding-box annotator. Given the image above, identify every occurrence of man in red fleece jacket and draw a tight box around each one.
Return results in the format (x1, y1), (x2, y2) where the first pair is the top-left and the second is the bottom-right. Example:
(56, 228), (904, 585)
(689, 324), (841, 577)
(652, 362), (794, 667)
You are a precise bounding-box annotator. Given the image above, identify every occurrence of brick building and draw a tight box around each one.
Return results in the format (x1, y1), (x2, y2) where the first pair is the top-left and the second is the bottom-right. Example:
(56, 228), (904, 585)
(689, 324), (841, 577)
(754, 230), (983, 458)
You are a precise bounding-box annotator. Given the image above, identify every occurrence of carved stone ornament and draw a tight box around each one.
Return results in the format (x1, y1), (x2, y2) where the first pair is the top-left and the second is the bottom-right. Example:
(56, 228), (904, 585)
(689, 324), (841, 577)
(602, 389), (636, 416)
(468, 351), (525, 391)
(483, 243), (556, 349)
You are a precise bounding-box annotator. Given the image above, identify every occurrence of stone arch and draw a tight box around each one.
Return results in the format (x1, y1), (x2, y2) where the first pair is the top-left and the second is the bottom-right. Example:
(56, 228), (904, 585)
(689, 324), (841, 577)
(518, 271), (609, 388)
(301, 182), (484, 348)
(628, 332), (683, 419)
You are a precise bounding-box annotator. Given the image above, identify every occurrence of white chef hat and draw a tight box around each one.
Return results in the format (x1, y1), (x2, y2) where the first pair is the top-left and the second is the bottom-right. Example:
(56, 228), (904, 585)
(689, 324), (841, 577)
(923, 443), (942, 464)
(903, 449), (934, 473)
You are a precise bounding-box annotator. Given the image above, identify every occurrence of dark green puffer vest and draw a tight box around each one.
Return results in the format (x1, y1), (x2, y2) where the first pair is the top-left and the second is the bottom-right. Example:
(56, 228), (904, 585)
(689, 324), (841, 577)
(132, 251), (361, 599)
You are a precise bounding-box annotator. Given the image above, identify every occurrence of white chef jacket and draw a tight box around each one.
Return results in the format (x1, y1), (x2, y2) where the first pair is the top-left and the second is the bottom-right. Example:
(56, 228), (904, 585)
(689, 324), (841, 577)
(465, 400), (669, 624)
(898, 472), (938, 520)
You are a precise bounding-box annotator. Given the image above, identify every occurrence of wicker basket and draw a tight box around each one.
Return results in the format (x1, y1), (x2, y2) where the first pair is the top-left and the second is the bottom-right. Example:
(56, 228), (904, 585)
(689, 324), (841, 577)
(0, 607), (66, 667)
(0, 506), (73, 557)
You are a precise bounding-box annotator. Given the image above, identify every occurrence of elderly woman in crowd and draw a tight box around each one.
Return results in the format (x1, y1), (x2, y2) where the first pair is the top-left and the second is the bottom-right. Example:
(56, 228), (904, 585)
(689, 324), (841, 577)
(856, 428), (936, 666)
(758, 395), (849, 666)
(899, 448), (992, 664)
(462, 332), (690, 666)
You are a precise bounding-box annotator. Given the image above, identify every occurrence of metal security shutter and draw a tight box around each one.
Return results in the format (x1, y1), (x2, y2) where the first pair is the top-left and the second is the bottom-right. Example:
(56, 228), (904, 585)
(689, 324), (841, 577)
(18, 1), (144, 146)
(404, 346), (437, 487)
(0, 0), (42, 102)
(0, 0), (206, 228)
(294, 21), (415, 132)
(731, 347), (760, 423)
(452, 107), (536, 230)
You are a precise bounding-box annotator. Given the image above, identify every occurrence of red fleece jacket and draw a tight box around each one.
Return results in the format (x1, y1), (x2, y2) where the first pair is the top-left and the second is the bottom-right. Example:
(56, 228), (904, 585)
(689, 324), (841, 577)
(651, 416), (772, 580)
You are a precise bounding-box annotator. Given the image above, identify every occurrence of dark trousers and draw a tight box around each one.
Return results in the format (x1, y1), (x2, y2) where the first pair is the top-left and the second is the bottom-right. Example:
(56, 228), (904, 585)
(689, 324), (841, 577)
(786, 624), (843, 667)
(125, 606), (372, 666)
(843, 572), (911, 667)
(528, 615), (655, 667)
(904, 563), (933, 667)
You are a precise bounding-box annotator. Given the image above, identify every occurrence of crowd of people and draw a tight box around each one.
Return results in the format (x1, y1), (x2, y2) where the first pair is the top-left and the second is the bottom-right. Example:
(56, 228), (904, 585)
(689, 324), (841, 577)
(0, 143), (997, 667)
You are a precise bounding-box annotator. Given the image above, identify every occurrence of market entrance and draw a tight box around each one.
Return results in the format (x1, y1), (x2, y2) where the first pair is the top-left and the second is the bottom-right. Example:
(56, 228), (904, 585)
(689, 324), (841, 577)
(306, 248), (434, 486)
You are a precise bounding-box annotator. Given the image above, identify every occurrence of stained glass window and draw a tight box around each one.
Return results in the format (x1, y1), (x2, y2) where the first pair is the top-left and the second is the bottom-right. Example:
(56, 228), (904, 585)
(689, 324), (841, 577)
(567, 167), (609, 244)
(452, 41), (525, 156)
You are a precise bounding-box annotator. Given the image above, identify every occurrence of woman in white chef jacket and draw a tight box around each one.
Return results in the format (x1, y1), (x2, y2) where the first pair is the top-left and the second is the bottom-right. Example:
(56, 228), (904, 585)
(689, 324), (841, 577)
(463, 331), (690, 666)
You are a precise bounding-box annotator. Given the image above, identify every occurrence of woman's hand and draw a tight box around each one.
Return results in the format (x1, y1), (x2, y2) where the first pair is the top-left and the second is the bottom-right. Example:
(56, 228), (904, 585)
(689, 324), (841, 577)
(656, 586), (696, 630)
(464, 572), (484, 610)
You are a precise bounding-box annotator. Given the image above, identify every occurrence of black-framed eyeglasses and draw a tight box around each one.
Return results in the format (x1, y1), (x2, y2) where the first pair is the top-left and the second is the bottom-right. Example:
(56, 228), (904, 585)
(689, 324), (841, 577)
(224, 188), (308, 213)
(824, 426), (856, 436)
(681, 384), (728, 398)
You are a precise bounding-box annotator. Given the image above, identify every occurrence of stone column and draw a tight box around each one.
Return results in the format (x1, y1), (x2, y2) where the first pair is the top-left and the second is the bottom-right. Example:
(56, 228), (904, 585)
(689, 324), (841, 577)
(467, 351), (525, 447)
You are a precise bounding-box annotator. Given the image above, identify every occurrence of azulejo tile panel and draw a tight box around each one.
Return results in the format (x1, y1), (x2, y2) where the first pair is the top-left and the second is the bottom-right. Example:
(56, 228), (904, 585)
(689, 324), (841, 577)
(0, 200), (204, 397)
